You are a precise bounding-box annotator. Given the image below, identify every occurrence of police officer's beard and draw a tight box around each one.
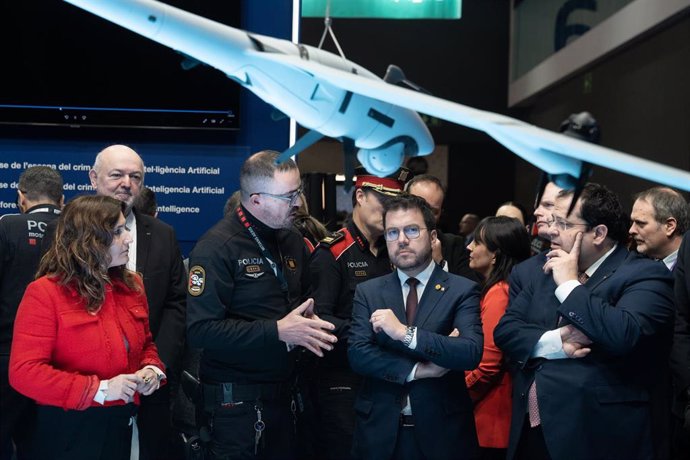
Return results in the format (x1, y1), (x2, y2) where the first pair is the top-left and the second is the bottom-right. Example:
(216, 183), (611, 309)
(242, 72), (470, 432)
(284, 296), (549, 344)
(280, 206), (299, 229)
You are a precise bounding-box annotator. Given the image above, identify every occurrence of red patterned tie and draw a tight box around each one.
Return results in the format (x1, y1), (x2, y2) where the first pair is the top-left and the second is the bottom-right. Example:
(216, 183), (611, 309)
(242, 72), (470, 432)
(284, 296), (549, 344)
(527, 381), (540, 427)
(528, 273), (589, 428)
(405, 278), (419, 325)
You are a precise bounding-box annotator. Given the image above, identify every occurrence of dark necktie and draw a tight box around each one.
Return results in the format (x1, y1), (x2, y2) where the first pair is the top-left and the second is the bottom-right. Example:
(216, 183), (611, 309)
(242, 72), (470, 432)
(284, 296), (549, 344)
(405, 278), (419, 325)
(578, 272), (590, 284)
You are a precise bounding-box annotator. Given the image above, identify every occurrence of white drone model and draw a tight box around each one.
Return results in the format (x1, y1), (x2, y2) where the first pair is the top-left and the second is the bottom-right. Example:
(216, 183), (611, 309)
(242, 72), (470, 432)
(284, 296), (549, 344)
(64, 0), (690, 195)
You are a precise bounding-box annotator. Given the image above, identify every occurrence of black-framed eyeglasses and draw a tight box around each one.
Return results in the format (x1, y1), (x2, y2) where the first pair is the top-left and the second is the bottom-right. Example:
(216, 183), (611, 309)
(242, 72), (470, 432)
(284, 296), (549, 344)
(250, 187), (303, 206)
(546, 217), (590, 232)
(384, 225), (427, 242)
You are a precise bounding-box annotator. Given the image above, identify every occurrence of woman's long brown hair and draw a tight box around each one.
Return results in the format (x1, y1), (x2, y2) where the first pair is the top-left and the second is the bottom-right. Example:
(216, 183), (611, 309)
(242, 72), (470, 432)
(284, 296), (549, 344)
(37, 195), (139, 312)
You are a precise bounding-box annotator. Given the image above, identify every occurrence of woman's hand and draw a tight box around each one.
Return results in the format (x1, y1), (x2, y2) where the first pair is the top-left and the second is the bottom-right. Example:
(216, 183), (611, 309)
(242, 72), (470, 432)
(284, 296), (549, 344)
(135, 367), (161, 396)
(105, 374), (143, 403)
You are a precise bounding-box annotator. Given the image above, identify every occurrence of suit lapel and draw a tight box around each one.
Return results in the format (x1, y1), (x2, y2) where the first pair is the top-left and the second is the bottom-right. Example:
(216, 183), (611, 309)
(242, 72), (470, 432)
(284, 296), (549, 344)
(414, 265), (448, 327)
(135, 210), (151, 273)
(533, 272), (560, 328)
(586, 245), (627, 291)
(383, 271), (406, 324)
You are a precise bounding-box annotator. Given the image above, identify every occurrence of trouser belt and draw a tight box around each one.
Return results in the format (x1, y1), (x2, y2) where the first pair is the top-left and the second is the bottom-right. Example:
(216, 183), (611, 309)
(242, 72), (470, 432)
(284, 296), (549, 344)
(202, 382), (289, 410)
(400, 414), (415, 427)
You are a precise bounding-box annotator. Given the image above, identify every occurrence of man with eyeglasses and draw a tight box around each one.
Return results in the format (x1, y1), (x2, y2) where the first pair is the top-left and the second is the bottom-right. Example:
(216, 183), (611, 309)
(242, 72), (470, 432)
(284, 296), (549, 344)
(509, 111), (600, 302)
(186, 150), (337, 459)
(495, 183), (675, 460)
(89, 145), (186, 460)
(308, 166), (409, 459)
(348, 194), (483, 460)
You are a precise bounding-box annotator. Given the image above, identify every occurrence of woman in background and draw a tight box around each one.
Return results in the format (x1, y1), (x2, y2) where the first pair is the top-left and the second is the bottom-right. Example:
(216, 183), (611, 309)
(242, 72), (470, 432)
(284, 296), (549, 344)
(293, 192), (330, 252)
(466, 216), (531, 460)
(10, 195), (165, 460)
(495, 201), (530, 226)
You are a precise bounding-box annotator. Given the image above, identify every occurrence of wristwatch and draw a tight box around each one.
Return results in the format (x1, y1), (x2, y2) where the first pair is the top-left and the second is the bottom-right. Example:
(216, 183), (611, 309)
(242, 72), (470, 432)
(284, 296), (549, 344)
(402, 326), (416, 347)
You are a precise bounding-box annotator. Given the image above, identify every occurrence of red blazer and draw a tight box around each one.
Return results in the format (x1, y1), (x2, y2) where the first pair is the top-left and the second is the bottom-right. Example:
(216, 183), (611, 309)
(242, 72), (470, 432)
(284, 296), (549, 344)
(9, 275), (163, 411)
(465, 281), (512, 448)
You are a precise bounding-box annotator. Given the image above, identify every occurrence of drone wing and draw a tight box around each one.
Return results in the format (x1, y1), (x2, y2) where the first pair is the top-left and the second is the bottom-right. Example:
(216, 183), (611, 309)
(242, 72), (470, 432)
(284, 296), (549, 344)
(259, 52), (690, 192)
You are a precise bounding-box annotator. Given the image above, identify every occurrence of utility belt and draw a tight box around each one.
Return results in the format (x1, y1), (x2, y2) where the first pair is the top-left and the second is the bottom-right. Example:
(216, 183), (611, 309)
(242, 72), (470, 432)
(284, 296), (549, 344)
(182, 371), (295, 410)
(181, 372), (306, 456)
(202, 381), (292, 411)
(181, 370), (297, 412)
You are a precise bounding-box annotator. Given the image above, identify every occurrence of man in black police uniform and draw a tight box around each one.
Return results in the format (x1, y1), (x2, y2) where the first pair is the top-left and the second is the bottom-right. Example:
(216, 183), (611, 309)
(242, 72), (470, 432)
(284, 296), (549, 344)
(0, 166), (62, 460)
(308, 167), (409, 459)
(187, 150), (337, 459)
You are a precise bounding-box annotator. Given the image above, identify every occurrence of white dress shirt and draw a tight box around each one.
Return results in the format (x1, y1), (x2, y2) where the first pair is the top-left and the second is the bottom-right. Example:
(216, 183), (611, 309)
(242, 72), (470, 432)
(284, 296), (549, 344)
(397, 259), (436, 414)
(125, 211), (137, 272)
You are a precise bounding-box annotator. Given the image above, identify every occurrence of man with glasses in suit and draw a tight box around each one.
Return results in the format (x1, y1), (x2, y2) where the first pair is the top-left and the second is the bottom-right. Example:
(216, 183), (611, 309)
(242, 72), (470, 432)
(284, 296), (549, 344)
(348, 194), (483, 460)
(495, 183), (675, 460)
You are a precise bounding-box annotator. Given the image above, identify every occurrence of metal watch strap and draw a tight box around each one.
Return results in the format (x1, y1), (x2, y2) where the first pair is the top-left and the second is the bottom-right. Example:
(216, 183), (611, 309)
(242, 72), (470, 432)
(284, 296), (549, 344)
(402, 326), (415, 347)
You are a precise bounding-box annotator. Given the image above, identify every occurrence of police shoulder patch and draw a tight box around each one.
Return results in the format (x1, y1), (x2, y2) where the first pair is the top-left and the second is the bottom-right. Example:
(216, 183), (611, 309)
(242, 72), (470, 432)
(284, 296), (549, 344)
(188, 265), (206, 297)
(318, 231), (345, 248)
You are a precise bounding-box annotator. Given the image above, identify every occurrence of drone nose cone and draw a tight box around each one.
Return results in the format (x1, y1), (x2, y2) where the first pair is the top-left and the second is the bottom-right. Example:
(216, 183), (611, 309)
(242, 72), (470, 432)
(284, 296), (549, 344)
(357, 144), (405, 177)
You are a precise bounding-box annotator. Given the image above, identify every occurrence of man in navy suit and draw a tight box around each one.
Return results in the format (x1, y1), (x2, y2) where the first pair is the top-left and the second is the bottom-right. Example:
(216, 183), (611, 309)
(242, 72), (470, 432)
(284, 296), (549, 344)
(495, 183), (675, 460)
(671, 231), (690, 459)
(348, 194), (483, 460)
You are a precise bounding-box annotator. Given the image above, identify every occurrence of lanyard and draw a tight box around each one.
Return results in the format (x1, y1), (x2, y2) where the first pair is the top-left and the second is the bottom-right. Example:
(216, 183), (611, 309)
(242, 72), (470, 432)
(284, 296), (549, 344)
(236, 206), (289, 294)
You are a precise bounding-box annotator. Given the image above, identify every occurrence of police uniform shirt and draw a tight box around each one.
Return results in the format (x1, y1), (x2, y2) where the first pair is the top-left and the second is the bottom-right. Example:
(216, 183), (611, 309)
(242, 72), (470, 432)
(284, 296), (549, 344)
(186, 205), (311, 384)
(309, 220), (393, 368)
(0, 204), (61, 354)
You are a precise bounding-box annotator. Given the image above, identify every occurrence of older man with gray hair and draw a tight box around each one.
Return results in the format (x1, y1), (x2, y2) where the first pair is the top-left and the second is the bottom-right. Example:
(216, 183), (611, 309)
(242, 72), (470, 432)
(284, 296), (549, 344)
(89, 144), (187, 460)
(629, 186), (689, 271)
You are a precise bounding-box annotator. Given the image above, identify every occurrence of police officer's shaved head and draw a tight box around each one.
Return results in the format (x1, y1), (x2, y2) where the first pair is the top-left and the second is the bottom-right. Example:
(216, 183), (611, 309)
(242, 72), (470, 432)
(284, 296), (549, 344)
(239, 150), (298, 199)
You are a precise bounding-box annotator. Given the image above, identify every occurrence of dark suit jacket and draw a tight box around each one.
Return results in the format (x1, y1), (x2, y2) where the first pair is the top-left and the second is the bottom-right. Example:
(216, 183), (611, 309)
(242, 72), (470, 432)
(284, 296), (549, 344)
(508, 251), (547, 304)
(348, 264), (483, 460)
(438, 230), (480, 283)
(495, 245), (675, 460)
(134, 210), (187, 373)
(670, 231), (690, 416)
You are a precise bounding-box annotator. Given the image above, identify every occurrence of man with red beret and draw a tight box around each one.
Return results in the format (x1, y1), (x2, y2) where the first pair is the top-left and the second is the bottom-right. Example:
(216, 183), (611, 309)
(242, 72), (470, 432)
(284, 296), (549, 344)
(309, 166), (410, 459)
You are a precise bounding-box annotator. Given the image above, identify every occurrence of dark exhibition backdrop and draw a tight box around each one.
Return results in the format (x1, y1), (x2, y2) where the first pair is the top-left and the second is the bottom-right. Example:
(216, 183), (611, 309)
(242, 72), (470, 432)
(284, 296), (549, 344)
(0, 0), (688, 251)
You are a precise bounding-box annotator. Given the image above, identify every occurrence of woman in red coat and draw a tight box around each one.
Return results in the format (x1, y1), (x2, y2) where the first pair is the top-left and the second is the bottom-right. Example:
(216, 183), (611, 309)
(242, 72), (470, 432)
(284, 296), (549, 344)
(9, 195), (165, 460)
(466, 216), (531, 460)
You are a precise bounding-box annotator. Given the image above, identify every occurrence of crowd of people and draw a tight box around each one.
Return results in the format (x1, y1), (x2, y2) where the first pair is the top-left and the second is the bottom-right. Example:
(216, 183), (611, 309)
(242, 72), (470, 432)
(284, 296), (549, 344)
(0, 129), (689, 460)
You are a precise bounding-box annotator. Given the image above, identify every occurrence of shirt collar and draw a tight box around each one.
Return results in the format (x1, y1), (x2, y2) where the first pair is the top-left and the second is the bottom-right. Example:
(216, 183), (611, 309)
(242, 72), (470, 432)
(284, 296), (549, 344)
(238, 204), (275, 236)
(662, 249), (678, 271)
(26, 204), (61, 215)
(347, 220), (385, 253)
(396, 258), (436, 287)
(584, 244), (618, 277)
(125, 209), (136, 229)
